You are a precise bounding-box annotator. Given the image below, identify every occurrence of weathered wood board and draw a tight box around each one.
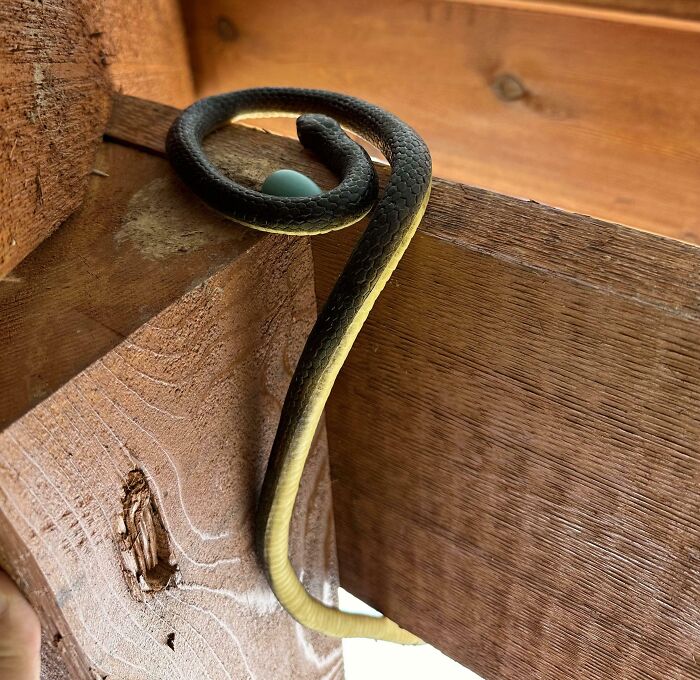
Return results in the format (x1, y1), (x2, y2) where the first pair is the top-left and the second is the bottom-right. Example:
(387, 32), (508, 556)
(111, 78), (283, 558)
(315, 199), (700, 680)
(0, 131), (343, 679)
(0, 0), (109, 279)
(108, 95), (700, 679)
(0, 0), (193, 279)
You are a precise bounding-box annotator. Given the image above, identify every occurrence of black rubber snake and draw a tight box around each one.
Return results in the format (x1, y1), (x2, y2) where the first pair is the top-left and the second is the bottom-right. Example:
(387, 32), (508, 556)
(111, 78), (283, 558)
(166, 87), (431, 643)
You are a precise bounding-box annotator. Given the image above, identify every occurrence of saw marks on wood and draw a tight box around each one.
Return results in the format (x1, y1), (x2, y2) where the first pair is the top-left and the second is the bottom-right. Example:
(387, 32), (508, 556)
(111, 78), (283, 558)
(0, 139), (343, 679)
(313, 179), (700, 679)
(0, 0), (110, 278)
(0, 0), (194, 279)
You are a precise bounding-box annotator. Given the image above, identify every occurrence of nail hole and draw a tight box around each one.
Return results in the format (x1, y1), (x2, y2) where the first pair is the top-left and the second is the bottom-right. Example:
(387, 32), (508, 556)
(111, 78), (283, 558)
(166, 632), (176, 651)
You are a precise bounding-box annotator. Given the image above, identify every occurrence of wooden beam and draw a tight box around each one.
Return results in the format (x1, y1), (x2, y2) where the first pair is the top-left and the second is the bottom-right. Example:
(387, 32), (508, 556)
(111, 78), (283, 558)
(315, 199), (700, 680)
(0, 0), (193, 280)
(0, 109), (342, 678)
(458, 0), (700, 28)
(107, 95), (700, 679)
(182, 0), (700, 247)
(0, 0), (110, 279)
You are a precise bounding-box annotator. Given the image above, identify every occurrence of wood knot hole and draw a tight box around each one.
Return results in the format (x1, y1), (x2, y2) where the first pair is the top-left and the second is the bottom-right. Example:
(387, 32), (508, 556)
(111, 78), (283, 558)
(119, 469), (177, 597)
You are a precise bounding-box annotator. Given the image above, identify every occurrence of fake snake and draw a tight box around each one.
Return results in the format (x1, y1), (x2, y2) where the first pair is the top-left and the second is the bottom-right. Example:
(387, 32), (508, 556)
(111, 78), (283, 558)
(166, 88), (431, 644)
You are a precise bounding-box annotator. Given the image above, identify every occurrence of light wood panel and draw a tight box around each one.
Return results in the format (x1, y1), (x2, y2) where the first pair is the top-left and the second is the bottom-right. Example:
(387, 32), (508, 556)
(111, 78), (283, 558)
(107, 95), (700, 679)
(97, 0), (194, 106)
(182, 0), (700, 245)
(0, 126), (342, 678)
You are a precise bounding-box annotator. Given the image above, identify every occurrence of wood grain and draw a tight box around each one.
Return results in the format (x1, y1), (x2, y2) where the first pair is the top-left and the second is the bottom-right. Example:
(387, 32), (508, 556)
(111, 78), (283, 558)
(0, 0), (110, 279)
(182, 0), (700, 245)
(96, 0), (194, 107)
(107, 96), (700, 679)
(315, 198), (700, 680)
(459, 0), (700, 27)
(0, 0), (193, 279)
(0, 136), (342, 678)
(105, 94), (180, 156)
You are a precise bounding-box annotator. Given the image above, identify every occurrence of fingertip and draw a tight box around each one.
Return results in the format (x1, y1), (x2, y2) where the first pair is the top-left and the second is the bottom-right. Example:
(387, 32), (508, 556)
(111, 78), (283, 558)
(0, 570), (42, 653)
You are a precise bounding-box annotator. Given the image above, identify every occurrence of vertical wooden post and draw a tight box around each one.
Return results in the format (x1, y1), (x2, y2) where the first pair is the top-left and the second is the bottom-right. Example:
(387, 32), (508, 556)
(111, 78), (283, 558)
(0, 136), (343, 679)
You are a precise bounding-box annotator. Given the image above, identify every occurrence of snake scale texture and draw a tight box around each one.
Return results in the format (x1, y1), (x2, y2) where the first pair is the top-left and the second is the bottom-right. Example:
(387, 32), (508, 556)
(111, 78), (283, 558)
(167, 87), (431, 644)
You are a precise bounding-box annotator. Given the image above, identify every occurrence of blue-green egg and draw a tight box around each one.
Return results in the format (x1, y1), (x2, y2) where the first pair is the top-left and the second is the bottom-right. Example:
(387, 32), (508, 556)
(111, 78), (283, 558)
(261, 169), (322, 197)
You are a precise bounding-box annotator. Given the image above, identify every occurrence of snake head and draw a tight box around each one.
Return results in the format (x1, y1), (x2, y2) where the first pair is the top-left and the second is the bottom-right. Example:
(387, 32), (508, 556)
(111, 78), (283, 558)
(296, 112), (342, 137)
(296, 113), (375, 185)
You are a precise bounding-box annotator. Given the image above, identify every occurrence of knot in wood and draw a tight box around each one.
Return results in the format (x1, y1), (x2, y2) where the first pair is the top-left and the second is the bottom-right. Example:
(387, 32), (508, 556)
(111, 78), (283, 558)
(119, 469), (177, 598)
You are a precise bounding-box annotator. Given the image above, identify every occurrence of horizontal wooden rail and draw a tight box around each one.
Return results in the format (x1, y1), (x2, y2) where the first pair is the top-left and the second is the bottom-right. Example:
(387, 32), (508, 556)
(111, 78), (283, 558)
(106, 94), (700, 679)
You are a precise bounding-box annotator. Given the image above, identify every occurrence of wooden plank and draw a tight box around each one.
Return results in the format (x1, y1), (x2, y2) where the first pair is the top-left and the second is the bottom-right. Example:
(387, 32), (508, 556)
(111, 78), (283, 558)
(460, 0), (700, 27)
(315, 203), (700, 680)
(95, 0), (195, 107)
(0, 131), (342, 678)
(107, 96), (700, 679)
(182, 0), (700, 246)
(105, 94), (179, 156)
(0, 0), (193, 280)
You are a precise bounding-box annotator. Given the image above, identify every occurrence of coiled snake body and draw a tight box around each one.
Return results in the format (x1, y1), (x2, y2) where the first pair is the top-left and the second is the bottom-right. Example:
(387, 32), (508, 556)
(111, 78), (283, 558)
(167, 88), (431, 644)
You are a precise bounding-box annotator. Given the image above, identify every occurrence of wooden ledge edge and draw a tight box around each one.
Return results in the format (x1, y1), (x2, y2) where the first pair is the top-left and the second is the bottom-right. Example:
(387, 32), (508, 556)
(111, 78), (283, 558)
(106, 92), (700, 322)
